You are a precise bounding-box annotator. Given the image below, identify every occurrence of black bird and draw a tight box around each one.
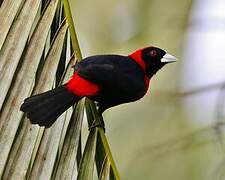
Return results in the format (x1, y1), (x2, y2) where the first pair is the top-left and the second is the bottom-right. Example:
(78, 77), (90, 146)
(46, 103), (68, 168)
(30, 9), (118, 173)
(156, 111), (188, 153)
(20, 46), (176, 128)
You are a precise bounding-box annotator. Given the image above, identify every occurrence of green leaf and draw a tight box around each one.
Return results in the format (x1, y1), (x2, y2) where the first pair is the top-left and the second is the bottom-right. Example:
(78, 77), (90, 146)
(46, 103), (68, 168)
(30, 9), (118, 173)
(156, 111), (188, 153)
(1, 0), (121, 179)
(2, 19), (68, 180)
(0, 0), (41, 110)
(54, 99), (84, 179)
(77, 129), (98, 180)
(0, 0), (60, 177)
(0, 0), (26, 49)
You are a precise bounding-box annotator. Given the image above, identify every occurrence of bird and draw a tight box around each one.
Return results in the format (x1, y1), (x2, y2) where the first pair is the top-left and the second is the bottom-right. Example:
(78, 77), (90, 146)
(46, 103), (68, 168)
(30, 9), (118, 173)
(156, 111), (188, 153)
(20, 46), (176, 128)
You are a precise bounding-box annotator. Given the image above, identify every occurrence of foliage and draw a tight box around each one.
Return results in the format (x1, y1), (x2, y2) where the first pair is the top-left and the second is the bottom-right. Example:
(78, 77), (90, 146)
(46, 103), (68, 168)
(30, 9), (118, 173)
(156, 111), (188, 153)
(0, 0), (119, 179)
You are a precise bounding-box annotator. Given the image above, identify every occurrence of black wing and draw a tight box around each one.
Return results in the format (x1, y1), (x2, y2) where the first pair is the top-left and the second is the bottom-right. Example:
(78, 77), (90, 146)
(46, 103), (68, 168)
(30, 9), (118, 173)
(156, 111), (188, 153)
(78, 63), (120, 86)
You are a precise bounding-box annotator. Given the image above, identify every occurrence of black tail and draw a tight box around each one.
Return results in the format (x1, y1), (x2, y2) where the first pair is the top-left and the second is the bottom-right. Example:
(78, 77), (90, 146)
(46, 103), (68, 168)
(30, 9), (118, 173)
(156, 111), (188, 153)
(20, 85), (81, 127)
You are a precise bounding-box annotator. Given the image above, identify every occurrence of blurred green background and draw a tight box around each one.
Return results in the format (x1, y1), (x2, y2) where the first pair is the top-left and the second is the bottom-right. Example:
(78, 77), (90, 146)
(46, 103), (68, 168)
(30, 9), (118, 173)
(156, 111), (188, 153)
(70, 0), (225, 179)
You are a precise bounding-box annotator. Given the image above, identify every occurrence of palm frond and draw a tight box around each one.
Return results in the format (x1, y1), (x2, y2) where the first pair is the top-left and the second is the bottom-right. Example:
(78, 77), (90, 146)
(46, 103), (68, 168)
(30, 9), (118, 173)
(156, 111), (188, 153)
(0, 0), (120, 179)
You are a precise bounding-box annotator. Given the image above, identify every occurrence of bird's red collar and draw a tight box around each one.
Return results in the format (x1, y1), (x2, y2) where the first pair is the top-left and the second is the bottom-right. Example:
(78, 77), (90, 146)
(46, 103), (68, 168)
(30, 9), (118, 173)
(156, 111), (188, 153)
(128, 49), (146, 73)
(128, 49), (149, 90)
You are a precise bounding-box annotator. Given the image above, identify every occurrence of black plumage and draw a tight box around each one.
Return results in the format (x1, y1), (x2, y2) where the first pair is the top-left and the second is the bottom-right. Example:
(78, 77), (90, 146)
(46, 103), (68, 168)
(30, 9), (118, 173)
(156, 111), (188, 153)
(20, 46), (175, 127)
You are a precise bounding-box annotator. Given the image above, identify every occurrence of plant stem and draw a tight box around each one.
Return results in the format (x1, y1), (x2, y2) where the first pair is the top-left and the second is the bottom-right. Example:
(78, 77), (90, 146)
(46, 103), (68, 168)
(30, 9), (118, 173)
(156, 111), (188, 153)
(98, 128), (120, 179)
(63, 0), (82, 61)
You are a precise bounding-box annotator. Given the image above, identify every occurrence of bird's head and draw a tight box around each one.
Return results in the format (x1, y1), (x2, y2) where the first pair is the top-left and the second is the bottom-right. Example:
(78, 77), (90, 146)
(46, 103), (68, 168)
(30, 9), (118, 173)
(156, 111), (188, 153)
(129, 46), (177, 78)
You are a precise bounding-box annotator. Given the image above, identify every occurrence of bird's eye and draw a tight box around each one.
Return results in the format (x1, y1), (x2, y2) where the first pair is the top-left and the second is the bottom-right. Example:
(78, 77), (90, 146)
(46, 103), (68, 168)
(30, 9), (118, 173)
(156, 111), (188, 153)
(149, 50), (157, 57)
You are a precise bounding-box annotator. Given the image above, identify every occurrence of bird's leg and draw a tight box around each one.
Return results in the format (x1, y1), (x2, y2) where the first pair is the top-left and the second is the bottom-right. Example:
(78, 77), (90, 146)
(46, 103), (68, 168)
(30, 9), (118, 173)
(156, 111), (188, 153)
(89, 103), (105, 132)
